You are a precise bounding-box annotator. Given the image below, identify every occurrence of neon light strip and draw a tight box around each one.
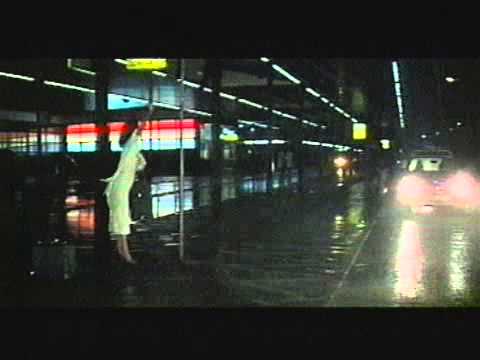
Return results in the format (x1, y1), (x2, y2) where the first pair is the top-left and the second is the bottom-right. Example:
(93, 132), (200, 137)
(281, 113), (297, 120)
(44, 81), (95, 93)
(306, 87), (321, 97)
(185, 109), (212, 117)
(153, 101), (180, 110)
(152, 71), (167, 77)
(260, 57), (270, 63)
(220, 92), (237, 100)
(203, 87), (213, 93)
(182, 80), (201, 88)
(272, 64), (301, 84)
(67, 59), (96, 76)
(392, 61), (406, 129)
(238, 98), (264, 109)
(0, 71), (35, 82)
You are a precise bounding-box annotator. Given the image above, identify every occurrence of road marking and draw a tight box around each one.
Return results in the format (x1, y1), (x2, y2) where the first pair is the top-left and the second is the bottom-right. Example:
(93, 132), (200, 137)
(326, 216), (379, 307)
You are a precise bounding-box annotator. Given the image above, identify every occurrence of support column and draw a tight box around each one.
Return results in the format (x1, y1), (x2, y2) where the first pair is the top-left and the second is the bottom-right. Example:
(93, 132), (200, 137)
(296, 88), (305, 193)
(93, 59), (112, 280)
(207, 60), (223, 260)
(266, 70), (274, 194)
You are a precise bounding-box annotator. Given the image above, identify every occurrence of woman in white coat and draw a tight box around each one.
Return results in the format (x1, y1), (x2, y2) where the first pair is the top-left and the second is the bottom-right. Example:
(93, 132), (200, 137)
(102, 123), (147, 264)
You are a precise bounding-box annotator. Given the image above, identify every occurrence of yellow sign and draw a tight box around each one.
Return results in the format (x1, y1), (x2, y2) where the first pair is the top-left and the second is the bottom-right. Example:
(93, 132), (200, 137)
(126, 58), (168, 71)
(353, 123), (367, 140)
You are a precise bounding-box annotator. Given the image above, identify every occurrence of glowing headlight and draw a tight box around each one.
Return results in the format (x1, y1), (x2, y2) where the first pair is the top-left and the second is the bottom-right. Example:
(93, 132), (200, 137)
(334, 157), (348, 168)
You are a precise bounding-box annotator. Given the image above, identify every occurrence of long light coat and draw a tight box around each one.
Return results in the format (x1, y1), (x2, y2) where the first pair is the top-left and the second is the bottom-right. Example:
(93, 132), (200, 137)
(101, 129), (146, 236)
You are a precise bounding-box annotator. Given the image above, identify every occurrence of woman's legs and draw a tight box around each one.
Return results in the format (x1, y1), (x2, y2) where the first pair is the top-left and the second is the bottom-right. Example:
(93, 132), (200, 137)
(115, 235), (136, 264)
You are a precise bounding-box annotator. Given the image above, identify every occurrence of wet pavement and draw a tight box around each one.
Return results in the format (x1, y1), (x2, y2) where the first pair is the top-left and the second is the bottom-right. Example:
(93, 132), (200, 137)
(13, 169), (480, 307)
(330, 195), (480, 307)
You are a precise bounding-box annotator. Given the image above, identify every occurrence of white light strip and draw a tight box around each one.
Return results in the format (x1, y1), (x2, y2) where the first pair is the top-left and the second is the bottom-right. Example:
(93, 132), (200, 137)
(153, 101), (180, 110)
(351, 118), (358, 123)
(321, 143), (335, 148)
(0, 71), (35, 82)
(114, 59), (128, 65)
(392, 61), (400, 83)
(320, 97), (329, 104)
(272, 64), (301, 84)
(220, 92), (237, 100)
(392, 61), (406, 129)
(281, 113), (298, 120)
(272, 139), (286, 144)
(244, 140), (269, 145)
(306, 87), (321, 97)
(302, 140), (321, 146)
(152, 71), (167, 77)
(238, 98), (264, 109)
(67, 60), (96, 76)
(185, 109), (212, 117)
(260, 57), (270, 63)
(395, 83), (402, 97)
(182, 80), (201, 88)
(302, 120), (319, 127)
(238, 120), (268, 128)
(203, 87), (213, 93)
(272, 110), (283, 116)
(44, 81), (95, 93)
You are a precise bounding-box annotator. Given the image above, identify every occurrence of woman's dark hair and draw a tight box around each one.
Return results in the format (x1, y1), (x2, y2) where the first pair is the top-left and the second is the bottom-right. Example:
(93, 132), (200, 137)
(119, 121), (138, 147)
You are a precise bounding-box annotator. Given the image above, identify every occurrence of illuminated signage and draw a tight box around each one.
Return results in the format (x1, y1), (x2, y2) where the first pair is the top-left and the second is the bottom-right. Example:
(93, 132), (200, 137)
(126, 58), (168, 71)
(353, 123), (367, 140)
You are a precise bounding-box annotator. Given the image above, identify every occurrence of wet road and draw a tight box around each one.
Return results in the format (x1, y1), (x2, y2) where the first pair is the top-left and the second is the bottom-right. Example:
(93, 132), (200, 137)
(330, 195), (480, 307)
(22, 172), (480, 307)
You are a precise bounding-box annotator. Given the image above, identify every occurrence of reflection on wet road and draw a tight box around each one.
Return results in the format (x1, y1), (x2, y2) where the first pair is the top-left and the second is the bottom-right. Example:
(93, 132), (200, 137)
(215, 182), (374, 306)
(65, 171), (301, 242)
(330, 194), (480, 307)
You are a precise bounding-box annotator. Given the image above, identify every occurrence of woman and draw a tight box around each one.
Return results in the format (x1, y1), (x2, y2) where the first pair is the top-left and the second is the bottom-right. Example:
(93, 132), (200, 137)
(102, 122), (147, 264)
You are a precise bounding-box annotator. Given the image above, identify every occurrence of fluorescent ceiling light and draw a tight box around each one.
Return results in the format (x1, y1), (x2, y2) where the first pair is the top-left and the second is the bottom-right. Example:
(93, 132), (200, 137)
(272, 64), (301, 84)
(306, 88), (321, 97)
(153, 101), (180, 110)
(0, 71), (35, 82)
(44, 80), (95, 93)
(220, 92), (237, 100)
(182, 80), (201, 88)
(185, 109), (212, 116)
(238, 98), (263, 109)
(152, 71), (167, 77)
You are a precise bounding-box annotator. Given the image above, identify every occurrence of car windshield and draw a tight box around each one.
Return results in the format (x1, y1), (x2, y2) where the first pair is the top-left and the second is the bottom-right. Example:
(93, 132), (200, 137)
(408, 157), (456, 173)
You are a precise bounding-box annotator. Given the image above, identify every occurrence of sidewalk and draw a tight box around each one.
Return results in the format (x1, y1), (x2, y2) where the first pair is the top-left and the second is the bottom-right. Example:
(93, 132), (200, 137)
(13, 171), (364, 307)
